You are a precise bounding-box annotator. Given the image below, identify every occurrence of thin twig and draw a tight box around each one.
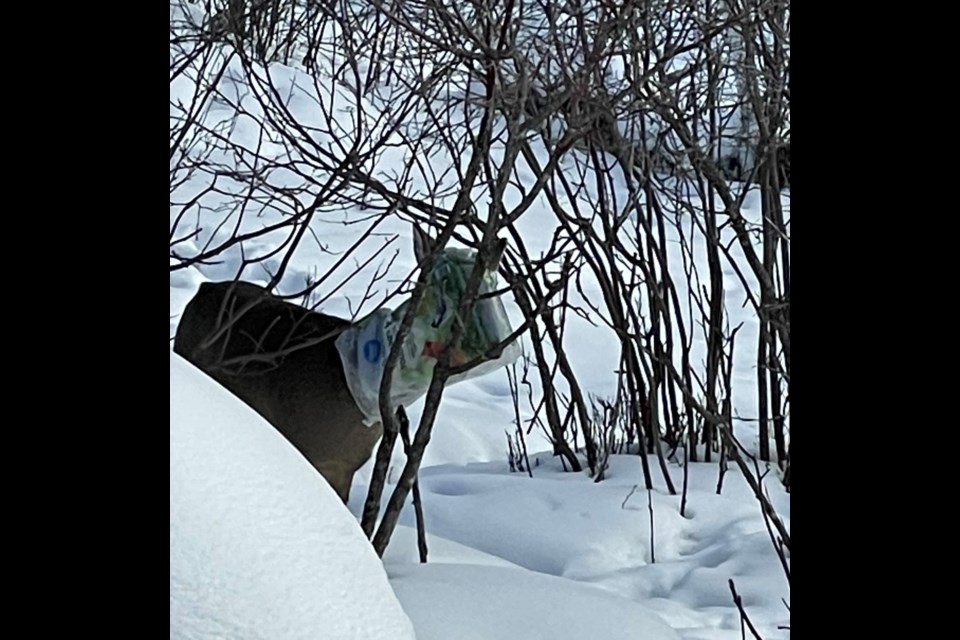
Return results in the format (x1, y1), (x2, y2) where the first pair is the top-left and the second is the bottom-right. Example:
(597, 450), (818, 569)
(397, 406), (428, 563)
(647, 486), (656, 564)
(621, 484), (638, 509)
(728, 579), (764, 640)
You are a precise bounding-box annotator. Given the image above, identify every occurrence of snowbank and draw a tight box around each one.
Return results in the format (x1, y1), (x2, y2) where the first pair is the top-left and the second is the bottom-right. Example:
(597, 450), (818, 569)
(170, 352), (415, 640)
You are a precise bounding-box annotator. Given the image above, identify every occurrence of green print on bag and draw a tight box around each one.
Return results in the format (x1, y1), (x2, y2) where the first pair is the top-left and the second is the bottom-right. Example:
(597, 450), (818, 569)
(335, 249), (521, 425)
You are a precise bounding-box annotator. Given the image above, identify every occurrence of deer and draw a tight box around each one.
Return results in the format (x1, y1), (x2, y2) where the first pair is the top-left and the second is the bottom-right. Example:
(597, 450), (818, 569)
(173, 226), (508, 503)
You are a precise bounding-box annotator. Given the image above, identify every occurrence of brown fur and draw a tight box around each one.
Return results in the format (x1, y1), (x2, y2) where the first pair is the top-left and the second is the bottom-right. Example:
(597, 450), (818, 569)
(173, 280), (383, 502)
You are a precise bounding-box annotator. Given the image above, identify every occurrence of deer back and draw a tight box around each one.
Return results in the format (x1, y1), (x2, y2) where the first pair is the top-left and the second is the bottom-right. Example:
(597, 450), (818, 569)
(173, 280), (383, 501)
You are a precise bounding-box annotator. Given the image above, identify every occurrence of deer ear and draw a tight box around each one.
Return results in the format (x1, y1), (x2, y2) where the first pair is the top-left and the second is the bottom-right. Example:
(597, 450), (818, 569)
(488, 238), (507, 271)
(413, 224), (435, 264)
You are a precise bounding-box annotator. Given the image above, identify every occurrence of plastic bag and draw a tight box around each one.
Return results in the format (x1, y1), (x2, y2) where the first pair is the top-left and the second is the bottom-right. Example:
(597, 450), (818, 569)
(335, 250), (521, 425)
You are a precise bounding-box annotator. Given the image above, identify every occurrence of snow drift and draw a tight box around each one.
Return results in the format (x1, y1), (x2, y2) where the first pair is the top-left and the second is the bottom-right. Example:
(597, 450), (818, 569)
(170, 352), (415, 639)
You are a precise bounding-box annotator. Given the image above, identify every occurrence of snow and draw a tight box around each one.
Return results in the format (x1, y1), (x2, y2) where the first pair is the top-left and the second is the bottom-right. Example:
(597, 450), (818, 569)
(170, 6), (789, 638)
(170, 352), (416, 640)
(170, 342), (691, 640)
(355, 455), (789, 639)
(388, 563), (680, 640)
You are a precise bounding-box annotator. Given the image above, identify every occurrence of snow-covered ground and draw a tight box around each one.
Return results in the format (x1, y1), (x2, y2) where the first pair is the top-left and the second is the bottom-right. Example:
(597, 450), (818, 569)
(171, 337), (789, 638)
(172, 352), (687, 639)
(170, 8), (790, 637)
